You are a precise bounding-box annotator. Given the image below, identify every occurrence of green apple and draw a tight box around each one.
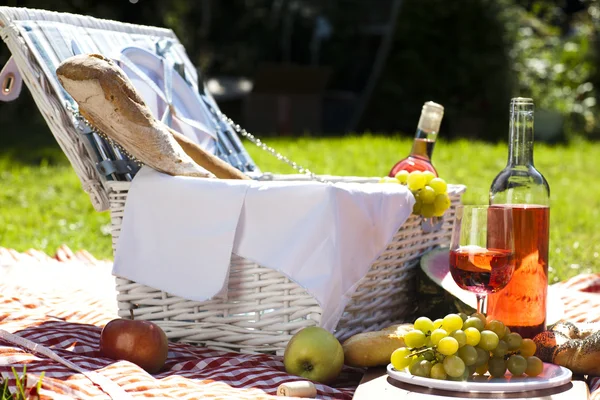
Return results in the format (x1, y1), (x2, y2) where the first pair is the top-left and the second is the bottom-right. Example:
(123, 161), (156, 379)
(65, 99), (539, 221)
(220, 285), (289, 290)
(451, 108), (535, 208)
(283, 326), (344, 384)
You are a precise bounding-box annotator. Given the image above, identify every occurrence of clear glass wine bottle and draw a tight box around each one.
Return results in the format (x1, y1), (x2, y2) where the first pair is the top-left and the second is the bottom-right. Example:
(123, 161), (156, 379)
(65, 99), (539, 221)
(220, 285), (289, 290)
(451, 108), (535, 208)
(486, 97), (550, 339)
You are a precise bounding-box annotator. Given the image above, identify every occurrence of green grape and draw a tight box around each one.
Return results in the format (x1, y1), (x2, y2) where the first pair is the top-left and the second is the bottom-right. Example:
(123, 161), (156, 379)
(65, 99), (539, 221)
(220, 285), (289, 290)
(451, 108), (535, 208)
(463, 317), (485, 332)
(525, 356), (544, 377)
(409, 355), (423, 369)
(433, 193), (451, 216)
(464, 327), (481, 347)
(488, 357), (507, 378)
(448, 367), (471, 382)
(432, 201), (447, 217)
(474, 347), (490, 367)
(519, 338), (537, 358)
(450, 330), (467, 348)
(420, 186), (436, 204)
(405, 330), (427, 348)
(418, 360), (433, 377)
(485, 320), (506, 339)
(407, 171), (426, 191)
(414, 316), (434, 334)
(492, 340), (509, 358)
(430, 329), (448, 345)
(422, 171), (436, 184)
(420, 203), (435, 218)
(413, 196), (423, 214)
(428, 178), (447, 194)
(442, 314), (463, 333)
(470, 312), (487, 326)
(475, 362), (488, 375)
(443, 355), (466, 378)
(409, 358), (425, 376)
(410, 359), (432, 377)
(390, 347), (412, 370)
(503, 326), (511, 338)
(457, 345), (478, 366)
(425, 337), (433, 347)
(478, 330), (499, 351)
(437, 337), (459, 356)
(395, 170), (410, 184)
(430, 363), (447, 380)
(507, 355), (527, 376)
(422, 350), (436, 362)
(433, 319), (443, 329)
(505, 332), (523, 351)
(458, 313), (468, 322)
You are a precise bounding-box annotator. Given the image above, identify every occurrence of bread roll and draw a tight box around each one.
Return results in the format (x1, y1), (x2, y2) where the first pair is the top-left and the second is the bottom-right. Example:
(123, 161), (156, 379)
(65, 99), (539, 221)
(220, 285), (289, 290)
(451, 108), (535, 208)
(381, 323), (413, 334)
(56, 54), (248, 180)
(533, 321), (600, 375)
(342, 325), (412, 368)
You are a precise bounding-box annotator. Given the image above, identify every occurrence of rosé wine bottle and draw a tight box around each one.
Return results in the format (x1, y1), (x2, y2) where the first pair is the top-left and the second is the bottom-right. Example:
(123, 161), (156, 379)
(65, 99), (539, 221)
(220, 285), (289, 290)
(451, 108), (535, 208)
(487, 97), (550, 339)
(388, 101), (444, 177)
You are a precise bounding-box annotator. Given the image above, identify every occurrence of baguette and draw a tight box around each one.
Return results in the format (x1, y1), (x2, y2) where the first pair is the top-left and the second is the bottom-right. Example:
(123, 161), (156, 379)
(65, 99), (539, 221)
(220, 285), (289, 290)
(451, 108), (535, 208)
(533, 321), (600, 375)
(56, 54), (249, 180)
(342, 323), (412, 367)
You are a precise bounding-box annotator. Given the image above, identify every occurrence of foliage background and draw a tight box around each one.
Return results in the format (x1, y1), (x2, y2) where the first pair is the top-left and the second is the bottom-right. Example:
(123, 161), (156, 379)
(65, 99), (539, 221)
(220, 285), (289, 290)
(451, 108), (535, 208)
(1, 0), (599, 144)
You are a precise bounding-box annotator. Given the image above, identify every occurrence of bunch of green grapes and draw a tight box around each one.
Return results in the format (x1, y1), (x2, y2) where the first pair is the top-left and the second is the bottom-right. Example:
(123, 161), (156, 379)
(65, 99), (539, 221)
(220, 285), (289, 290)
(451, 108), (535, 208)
(379, 170), (451, 218)
(390, 313), (544, 381)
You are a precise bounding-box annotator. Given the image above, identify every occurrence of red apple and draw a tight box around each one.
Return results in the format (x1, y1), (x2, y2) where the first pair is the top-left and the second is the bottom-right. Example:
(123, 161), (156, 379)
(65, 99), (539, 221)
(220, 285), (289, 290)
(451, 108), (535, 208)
(99, 319), (168, 374)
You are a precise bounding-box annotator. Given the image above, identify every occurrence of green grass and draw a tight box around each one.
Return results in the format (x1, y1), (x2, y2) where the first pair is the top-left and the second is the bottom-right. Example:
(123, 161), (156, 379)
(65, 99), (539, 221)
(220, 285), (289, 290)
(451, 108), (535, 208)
(1, 135), (599, 283)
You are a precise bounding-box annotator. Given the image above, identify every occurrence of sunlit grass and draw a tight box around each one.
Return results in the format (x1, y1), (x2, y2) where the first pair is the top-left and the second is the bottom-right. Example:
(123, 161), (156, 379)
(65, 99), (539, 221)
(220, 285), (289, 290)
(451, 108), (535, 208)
(1, 136), (599, 283)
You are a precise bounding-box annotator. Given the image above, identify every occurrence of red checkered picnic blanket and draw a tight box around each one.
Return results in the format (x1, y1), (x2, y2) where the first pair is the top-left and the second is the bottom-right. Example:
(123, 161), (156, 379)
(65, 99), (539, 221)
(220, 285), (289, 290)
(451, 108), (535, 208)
(0, 248), (599, 399)
(0, 283), (361, 399)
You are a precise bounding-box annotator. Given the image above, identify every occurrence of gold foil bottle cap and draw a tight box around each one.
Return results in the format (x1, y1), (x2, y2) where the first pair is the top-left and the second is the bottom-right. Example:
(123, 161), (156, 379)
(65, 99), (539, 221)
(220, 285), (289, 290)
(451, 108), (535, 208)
(417, 101), (444, 134)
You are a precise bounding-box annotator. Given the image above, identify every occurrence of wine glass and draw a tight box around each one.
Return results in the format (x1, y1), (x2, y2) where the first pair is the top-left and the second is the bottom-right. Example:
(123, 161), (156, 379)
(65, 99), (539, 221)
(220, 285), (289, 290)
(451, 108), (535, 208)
(449, 205), (515, 315)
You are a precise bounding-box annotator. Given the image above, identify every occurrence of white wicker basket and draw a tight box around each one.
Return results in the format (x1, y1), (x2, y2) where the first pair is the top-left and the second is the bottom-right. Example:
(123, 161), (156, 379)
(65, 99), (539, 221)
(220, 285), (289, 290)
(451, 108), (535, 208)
(109, 179), (465, 354)
(0, 6), (467, 355)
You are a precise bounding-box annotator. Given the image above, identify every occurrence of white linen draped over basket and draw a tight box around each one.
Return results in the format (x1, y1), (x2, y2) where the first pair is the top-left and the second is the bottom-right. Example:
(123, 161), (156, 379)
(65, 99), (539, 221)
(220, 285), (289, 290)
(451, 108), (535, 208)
(113, 167), (415, 330)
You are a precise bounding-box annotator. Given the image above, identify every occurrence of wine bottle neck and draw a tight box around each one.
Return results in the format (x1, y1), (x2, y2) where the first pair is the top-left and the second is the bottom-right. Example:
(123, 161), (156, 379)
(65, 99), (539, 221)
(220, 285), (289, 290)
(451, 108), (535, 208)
(508, 101), (535, 167)
(410, 128), (436, 159)
(410, 101), (443, 160)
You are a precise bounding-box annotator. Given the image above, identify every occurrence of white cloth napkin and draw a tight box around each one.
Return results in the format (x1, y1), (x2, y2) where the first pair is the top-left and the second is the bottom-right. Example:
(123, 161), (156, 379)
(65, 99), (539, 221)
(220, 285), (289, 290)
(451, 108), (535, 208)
(113, 167), (415, 330)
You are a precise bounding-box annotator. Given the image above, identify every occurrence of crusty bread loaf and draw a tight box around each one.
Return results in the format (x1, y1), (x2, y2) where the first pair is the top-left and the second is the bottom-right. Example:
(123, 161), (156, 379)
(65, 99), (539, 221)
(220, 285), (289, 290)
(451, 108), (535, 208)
(533, 321), (600, 375)
(381, 323), (413, 334)
(342, 323), (412, 367)
(56, 54), (248, 180)
(168, 127), (250, 180)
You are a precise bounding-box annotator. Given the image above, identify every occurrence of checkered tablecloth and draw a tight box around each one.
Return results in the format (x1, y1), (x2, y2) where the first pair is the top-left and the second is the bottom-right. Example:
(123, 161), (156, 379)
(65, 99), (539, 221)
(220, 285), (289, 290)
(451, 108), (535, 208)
(0, 247), (599, 399)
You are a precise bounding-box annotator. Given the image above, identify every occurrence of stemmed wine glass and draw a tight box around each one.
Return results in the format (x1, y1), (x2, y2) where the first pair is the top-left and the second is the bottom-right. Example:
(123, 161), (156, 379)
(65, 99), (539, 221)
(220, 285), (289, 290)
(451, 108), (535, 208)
(449, 205), (515, 315)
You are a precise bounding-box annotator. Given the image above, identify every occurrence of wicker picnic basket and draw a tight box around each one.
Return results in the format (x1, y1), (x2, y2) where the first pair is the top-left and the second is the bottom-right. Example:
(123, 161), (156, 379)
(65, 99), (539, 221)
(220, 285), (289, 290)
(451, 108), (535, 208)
(0, 7), (465, 354)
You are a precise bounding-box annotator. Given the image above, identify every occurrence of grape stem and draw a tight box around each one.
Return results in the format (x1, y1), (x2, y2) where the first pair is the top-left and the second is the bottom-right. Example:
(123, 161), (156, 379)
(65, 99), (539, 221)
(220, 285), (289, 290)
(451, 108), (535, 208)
(410, 347), (436, 356)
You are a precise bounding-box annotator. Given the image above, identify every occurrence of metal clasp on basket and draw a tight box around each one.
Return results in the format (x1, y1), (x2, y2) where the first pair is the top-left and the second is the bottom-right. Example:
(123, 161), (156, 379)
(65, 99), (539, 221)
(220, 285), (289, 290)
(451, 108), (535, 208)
(421, 216), (444, 233)
(0, 57), (23, 102)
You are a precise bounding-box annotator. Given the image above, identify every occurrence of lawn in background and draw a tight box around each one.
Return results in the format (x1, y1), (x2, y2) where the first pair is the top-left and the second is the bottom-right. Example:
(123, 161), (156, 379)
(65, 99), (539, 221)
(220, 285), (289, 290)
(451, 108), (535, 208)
(1, 135), (599, 283)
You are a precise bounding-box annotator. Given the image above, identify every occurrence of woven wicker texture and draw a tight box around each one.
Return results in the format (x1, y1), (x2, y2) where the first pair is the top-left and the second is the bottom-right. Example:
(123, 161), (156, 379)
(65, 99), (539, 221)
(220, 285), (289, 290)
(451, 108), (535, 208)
(1, 6), (467, 354)
(110, 180), (465, 354)
(0, 7), (196, 211)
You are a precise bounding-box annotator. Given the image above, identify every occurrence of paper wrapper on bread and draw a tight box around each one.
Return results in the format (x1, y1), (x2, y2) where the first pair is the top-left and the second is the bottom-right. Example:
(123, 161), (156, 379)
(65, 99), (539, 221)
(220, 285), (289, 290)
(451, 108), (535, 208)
(533, 321), (600, 376)
(56, 54), (248, 180)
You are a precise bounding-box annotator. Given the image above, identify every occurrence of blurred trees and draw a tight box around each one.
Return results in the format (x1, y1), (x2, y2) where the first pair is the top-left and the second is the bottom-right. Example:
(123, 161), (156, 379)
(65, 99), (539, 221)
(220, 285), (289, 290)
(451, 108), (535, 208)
(0, 0), (599, 147)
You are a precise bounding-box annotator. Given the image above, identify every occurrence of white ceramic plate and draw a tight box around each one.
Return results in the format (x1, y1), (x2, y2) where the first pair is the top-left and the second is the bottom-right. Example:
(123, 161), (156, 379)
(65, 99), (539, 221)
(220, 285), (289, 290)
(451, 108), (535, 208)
(386, 362), (572, 393)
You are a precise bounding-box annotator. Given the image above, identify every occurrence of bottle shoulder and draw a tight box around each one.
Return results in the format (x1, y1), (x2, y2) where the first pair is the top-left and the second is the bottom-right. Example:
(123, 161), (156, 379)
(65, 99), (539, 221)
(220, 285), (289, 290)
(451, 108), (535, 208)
(490, 165), (550, 205)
